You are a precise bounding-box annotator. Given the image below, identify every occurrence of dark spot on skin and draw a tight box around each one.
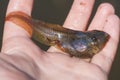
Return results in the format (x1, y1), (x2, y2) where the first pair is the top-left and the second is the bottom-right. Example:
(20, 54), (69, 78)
(80, 2), (86, 6)
(106, 19), (108, 22)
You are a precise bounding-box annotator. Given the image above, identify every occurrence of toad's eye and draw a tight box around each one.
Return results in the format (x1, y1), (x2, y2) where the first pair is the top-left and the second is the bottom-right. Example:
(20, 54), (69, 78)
(91, 36), (98, 42)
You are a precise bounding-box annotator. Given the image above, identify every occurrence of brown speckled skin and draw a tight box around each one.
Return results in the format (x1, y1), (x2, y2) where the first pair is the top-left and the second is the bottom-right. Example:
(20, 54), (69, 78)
(6, 12), (109, 58)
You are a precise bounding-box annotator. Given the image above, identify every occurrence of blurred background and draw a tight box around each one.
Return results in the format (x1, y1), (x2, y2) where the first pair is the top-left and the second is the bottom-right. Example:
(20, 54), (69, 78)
(0, 0), (120, 80)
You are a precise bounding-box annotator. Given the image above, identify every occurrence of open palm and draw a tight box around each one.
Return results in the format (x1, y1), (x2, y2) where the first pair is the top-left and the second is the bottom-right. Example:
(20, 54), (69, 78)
(1, 0), (119, 80)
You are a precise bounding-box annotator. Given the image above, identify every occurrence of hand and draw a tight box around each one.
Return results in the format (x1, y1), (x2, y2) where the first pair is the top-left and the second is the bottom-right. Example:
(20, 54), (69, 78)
(1, 0), (119, 80)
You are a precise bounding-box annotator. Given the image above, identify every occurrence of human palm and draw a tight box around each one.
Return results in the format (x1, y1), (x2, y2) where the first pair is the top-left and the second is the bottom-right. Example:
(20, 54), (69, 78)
(1, 0), (119, 80)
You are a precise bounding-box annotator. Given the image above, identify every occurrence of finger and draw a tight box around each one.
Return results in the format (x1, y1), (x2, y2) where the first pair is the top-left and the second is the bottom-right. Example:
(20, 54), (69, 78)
(91, 15), (120, 73)
(6, 0), (33, 15)
(64, 0), (95, 31)
(4, 0), (33, 40)
(2, 0), (34, 54)
(89, 3), (115, 30)
(48, 0), (95, 53)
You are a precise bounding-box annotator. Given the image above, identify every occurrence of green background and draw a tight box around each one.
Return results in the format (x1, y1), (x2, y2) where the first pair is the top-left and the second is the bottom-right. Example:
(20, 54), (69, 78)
(0, 0), (120, 80)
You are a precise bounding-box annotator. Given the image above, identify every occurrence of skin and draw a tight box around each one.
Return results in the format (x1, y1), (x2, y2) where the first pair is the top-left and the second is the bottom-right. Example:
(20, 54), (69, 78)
(5, 11), (109, 58)
(1, 0), (120, 80)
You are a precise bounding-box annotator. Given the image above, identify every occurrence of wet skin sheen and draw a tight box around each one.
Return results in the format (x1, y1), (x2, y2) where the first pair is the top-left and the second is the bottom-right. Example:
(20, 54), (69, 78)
(6, 12), (109, 58)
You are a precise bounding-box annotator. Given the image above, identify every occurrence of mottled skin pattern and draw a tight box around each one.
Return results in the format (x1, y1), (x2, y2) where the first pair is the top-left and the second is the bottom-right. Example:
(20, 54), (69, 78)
(6, 12), (109, 58)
